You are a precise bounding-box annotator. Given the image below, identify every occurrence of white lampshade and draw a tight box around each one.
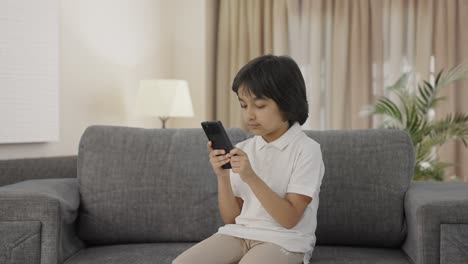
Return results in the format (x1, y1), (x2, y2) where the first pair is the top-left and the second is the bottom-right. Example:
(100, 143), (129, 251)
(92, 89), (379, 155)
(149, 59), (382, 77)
(135, 79), (194, 118)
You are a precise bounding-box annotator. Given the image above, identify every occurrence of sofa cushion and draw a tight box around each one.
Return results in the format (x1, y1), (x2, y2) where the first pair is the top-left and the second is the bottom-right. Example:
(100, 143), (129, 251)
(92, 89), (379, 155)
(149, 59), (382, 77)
(63, 243), (194, 264)
(77, 126), (246, 245)
(310, 246), (412, 264)
(305, 129), (414, 247)
(63, 244), (412, 264)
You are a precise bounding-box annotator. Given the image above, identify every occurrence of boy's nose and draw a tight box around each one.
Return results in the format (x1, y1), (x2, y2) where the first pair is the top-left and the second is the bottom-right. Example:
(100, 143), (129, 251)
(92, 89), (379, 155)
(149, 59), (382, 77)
(247, 110), (255, 119)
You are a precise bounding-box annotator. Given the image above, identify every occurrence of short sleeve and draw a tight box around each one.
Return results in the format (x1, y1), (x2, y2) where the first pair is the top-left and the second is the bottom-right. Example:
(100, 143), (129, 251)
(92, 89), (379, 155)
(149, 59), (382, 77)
(287, 143), (324, 198)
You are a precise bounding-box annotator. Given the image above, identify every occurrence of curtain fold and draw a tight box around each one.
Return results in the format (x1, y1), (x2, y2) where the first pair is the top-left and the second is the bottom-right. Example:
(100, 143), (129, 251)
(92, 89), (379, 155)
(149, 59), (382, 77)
(289, 0), (373, 129)
(215, 0), (288, 131)
(433, 0), (468, 181)
(348, 0), (372, 129)
(459, 1), (468, 182)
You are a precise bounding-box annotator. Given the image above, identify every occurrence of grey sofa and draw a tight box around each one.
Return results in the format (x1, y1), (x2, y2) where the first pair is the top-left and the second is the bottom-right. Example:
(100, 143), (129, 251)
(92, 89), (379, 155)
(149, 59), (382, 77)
(1, 125), (467, 264)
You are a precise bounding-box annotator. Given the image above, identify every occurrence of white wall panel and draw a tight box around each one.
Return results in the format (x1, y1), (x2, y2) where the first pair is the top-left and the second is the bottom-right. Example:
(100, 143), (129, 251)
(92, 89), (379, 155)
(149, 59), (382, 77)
(0, 0), (59, 143)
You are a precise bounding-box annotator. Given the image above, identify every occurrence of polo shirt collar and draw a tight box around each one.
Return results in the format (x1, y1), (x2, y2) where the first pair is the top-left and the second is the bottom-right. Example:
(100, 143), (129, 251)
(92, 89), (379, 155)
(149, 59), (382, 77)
(255, 122), (302, 151)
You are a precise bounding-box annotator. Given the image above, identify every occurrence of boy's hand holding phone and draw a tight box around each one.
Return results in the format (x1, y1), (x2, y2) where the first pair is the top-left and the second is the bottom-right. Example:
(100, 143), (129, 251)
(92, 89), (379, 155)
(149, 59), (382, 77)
(207, 141), (231, 177)
(201, 121), (257, 182)
(201, 121), (235, 171)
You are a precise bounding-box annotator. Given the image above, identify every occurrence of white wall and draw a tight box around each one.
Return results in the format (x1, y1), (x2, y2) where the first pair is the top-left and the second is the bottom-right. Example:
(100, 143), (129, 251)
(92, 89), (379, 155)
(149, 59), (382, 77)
(0, 0), (216, 159)
(0, 0), (60, 144)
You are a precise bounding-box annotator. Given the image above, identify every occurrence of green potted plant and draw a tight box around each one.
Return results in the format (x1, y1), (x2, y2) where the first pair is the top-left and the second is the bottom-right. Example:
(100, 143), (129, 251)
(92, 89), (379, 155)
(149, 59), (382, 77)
(363, 64), (468, 181)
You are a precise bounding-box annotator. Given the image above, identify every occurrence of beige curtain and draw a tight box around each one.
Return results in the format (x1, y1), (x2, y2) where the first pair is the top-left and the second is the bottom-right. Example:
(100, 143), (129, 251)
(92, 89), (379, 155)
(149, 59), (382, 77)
(433, 0), (468, 181)
(288, 0), (468, 180)
(288, 0), (460, 131)
(287, 0), (373, 130)
(215, 0), (289, 130)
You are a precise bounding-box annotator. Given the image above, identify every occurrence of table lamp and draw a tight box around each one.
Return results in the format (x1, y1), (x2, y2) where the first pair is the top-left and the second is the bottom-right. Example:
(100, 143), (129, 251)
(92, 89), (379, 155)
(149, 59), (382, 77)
(135, 79), (194, 128)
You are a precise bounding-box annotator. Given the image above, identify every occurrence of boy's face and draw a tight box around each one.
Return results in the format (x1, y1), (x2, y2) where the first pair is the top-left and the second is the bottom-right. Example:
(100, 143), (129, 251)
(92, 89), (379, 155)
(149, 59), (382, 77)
(237, 85), (289, 142)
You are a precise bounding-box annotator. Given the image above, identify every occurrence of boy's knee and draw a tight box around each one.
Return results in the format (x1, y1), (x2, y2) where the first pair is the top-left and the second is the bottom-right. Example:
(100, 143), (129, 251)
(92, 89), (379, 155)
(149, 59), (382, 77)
(172, 256), (184, 264)
(172, 253), (193, 264)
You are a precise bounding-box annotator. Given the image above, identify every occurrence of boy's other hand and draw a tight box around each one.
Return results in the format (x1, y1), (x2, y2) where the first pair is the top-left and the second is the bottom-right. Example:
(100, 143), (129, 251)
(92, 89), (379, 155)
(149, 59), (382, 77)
(229, 147), (257, 183)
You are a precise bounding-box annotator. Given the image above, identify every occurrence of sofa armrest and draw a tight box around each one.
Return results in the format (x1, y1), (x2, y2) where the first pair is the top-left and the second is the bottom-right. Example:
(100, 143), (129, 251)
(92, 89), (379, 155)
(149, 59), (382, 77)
(0, 156), (77, 187)
(403, 181), (468, 264)
(0, 178), (84, 264)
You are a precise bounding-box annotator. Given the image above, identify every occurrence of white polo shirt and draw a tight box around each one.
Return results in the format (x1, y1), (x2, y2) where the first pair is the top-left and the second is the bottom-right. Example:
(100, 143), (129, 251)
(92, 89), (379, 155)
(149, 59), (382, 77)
(217, 122), (325, 264)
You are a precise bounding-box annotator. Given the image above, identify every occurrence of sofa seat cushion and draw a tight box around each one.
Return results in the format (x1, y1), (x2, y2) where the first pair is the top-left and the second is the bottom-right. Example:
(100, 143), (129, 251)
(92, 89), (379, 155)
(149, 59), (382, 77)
(310, 246), (412, 264)
(63, 243), (194, 264)
(63, 244), (412, 264)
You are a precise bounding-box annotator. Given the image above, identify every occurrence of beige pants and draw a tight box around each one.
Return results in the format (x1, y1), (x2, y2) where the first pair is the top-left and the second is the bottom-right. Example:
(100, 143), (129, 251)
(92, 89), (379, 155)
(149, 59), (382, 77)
(172, 234), (304, 264)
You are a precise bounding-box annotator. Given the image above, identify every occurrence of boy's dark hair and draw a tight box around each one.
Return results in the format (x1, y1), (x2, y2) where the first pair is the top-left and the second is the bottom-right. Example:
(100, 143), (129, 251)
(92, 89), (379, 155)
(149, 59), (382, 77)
(231, 54), (309, 126)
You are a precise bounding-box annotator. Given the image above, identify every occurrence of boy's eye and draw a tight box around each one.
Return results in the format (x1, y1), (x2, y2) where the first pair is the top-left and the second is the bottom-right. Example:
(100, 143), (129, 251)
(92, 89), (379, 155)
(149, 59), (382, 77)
(240, 104), (265, 109)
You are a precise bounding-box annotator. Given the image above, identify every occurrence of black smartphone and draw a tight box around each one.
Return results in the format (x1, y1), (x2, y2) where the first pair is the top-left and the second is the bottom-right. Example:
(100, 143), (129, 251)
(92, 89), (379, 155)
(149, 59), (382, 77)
(201, 121), (234, 169)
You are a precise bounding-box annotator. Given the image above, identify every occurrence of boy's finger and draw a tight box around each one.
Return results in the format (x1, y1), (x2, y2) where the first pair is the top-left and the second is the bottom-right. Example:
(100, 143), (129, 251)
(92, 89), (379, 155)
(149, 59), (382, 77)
(215, 149), (226, 155)
(210, 155), (228, 163)
(214, 159), (230, 168)
(217, 155), (229, 162)
(210, 149), (226, 158)
(229, 147), (244, 156)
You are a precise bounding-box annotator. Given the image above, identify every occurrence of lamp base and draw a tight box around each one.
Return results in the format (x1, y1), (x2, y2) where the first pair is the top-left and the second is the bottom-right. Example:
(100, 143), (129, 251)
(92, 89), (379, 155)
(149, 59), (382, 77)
(159, 116), (169, 128)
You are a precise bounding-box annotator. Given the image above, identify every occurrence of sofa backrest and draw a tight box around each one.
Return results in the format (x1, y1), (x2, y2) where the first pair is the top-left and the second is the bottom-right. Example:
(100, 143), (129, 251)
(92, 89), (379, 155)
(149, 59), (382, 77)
(77, 125), (414, 247)
(77, 125), (246, 245)
(306, 129), (414, 247)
